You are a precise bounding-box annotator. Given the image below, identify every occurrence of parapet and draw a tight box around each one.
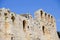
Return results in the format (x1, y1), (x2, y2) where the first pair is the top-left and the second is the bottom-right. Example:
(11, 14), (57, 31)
(0, 8), (10, 13)
(0, 8), (55, 24)
(35, 9), (55, 23)
(0, 8), (59, 40)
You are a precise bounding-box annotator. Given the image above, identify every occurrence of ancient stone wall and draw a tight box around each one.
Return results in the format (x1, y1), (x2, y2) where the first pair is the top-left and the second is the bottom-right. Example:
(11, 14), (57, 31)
(0, 8), (59, 40)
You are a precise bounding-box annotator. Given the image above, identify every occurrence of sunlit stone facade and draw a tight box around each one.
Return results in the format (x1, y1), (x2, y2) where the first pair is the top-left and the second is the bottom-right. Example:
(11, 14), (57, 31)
(0, 8), (59, 40)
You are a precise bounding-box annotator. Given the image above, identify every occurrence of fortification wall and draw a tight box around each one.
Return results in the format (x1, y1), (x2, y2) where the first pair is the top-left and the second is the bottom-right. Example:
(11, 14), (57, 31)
(0, 8), (59, 40)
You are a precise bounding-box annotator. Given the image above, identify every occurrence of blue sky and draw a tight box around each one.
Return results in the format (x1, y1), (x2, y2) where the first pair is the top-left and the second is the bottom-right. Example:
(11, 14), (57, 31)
(0, 0), (60, 31)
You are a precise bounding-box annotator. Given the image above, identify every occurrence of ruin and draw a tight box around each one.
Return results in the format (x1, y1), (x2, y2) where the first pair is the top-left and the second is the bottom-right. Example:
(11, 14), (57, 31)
(0, 8), (59, 40)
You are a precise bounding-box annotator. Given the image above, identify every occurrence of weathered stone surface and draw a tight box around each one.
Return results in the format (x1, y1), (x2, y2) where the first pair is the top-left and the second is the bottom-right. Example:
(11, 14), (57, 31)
(0, 8), (59, 40)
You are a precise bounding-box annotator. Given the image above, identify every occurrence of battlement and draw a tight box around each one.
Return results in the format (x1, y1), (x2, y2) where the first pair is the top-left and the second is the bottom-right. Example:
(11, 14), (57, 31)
(0, 8), (10, 13)
(35, 9), (55, 24)
(0, 8), (55, 22)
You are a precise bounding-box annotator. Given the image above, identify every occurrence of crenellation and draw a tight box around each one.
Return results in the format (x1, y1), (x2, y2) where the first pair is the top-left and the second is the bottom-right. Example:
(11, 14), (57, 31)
(44, 13), (48, 22)
(40, 10), (43, 18)
(35, 9), (42, 20)
(0, 8), (59, 40)
(48, 14), (50, 22)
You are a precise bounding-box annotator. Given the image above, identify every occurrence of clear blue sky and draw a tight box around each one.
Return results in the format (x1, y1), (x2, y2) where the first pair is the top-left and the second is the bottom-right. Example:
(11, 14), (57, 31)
(0, 0), (60, 31)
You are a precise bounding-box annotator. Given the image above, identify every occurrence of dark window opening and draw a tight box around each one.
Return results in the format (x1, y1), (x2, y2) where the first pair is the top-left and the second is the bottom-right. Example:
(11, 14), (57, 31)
(4, 13), (7, 16)
(23, 20), (26, 31)
(51, 16), (53, 23)
(40, 10), (43, 18)
(11, 16), (15, 22)
(42, 26), (45, 34)
(45, 13), (47, 19)
(11, 37), (13, 40)
(48, 15), (50, 21)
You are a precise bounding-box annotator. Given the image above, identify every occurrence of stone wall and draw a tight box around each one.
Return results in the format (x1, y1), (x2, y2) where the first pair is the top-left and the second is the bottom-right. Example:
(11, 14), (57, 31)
(0, 8), (59, 40)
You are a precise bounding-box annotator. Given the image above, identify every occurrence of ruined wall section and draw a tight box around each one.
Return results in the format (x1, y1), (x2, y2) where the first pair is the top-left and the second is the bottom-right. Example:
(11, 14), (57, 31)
(0, 8), (12, 40)
(34, 9), (59, 40)
(0, 8), (59, 40)
(0, 8), (26, 40)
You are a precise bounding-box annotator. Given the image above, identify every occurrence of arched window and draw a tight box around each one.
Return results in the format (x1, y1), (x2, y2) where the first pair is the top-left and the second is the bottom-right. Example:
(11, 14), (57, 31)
(4, 13), (7, 16)
(40, 10), (43, 18)
(11, 15), (15, 22)
(51, 16), (53, 23)
(42, 26), (45, 34)
(23, 20), (26, 32)
(48, 15), (50, 22)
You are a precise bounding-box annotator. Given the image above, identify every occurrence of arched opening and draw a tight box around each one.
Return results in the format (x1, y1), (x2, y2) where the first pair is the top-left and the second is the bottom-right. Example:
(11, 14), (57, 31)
(45, 13), (47, 20)
(51, 16), (53, 23)
(23, 20), (26, 32)
(11, 14), (15, 22)
(48, 15), (50, 19)
(48, 15), (50, 22)
(42, 26), (45, 34)
(4, 13), (8, 20)
(4, 13), (7, 16)
(40, 10), (43, 18)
